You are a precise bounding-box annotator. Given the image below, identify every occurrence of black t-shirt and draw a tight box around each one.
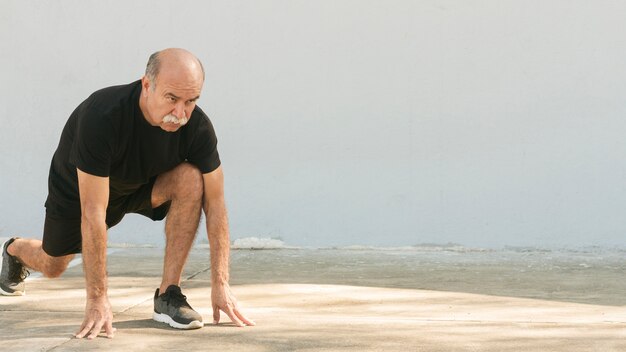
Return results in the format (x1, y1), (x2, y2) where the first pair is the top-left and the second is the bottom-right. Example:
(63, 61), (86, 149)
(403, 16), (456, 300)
(45, 80), (221, 216)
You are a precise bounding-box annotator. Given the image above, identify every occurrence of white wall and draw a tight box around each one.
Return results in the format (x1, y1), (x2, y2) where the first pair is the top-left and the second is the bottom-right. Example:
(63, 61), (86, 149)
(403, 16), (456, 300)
(1, 1), (626, 248)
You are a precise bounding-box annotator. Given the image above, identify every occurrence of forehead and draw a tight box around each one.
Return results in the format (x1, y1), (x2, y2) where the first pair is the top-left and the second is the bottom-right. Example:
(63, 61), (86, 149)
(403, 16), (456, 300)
(156, 64), (203, 97)
(159, 84), (201, 99)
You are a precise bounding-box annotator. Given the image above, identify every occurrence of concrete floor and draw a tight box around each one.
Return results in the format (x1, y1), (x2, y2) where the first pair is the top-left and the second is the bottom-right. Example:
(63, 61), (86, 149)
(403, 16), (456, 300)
(1, 248), (625, 351)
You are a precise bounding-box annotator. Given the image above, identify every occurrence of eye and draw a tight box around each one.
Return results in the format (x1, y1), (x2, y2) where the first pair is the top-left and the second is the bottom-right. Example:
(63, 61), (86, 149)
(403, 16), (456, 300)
(167, 96), (177, 103)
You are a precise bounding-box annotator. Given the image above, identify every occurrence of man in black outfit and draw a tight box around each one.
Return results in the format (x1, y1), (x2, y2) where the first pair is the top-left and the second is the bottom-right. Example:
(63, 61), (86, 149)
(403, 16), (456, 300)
(0, 48), (254, 338)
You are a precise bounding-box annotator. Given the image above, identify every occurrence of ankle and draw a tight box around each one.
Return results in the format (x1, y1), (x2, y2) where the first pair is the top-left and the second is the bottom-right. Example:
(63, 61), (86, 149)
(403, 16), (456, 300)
(6, 238), (18, 257)
(159, 283), (180, 295)
(159, 284), (171, 295)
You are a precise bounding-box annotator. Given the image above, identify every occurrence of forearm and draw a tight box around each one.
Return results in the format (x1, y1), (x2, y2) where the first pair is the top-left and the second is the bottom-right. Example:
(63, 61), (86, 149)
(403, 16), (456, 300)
(81, 217), (109, 298)
(204, 199), (230, 284)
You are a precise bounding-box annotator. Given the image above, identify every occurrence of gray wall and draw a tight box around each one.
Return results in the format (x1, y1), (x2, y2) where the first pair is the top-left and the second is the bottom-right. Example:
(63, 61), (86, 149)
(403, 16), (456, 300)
(1, 1), (625, 248)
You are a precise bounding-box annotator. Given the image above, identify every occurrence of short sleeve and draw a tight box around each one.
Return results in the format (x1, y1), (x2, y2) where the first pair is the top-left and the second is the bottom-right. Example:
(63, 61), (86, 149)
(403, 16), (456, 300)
(187, 114), (221, 174)
(69, 108), (114, 177)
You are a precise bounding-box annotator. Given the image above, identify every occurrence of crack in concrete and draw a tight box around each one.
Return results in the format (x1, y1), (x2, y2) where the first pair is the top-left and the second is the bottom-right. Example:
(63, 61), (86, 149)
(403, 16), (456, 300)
(37, 259), (212, 350)
(47, 337), (76, 351)
(185, 265), (211, 281)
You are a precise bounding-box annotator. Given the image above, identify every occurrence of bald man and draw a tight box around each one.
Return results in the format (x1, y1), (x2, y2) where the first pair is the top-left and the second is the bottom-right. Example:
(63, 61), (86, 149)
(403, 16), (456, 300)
(0, 48), (254, 339)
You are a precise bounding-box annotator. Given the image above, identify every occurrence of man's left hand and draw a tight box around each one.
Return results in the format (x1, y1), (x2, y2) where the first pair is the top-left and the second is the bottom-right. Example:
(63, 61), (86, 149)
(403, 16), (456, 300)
(211, 282), (255, 327)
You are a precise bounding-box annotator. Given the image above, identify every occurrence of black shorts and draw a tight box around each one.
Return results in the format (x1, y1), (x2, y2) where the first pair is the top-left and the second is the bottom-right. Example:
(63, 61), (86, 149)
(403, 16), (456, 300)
(42, 177), (171, 257)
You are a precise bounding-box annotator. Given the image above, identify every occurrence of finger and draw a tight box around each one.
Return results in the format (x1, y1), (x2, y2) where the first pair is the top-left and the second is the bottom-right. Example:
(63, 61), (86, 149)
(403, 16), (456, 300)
(105, 321), (116, 339)
(213, 304), (220, 325)
(223, 305), (245, 327)
(74, 321), (87, 337)
(75, 320), (94, 339)
(234, 308), (256, 326)
(88, 320), (105, 340)
(75, 320), (93, 338)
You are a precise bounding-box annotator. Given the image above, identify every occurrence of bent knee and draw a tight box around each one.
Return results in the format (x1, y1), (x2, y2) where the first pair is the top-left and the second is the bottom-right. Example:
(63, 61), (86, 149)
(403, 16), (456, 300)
(43, 256), (73, 278)
(172, 163), (203, 198)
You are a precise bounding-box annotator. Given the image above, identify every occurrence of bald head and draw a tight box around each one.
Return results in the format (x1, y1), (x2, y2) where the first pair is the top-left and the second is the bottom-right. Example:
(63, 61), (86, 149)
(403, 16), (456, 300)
(139, 48), (206, 132)
(145, 48), (205, 90)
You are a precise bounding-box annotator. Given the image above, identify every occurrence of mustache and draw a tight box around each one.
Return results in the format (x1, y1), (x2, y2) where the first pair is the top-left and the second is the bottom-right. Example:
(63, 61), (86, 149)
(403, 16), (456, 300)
(162, 114), (189, 126)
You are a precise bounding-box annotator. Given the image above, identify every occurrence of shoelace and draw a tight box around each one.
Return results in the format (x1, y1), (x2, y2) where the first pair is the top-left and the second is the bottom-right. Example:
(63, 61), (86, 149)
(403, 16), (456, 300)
(163, 288), (191, 308)
(8, 256), (29, 283)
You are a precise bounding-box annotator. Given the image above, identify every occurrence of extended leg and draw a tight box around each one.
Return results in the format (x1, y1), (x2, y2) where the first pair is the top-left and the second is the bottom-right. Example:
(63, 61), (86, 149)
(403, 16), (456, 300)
(1, 238), (73, 295)
(7, 238), (74, 278)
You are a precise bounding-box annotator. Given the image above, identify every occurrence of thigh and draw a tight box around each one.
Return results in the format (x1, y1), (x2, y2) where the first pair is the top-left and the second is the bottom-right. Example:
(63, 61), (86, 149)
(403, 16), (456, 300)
(150, 162), (203, 207)
(41, 212), (82, 257)
(108, 176), (171, 225)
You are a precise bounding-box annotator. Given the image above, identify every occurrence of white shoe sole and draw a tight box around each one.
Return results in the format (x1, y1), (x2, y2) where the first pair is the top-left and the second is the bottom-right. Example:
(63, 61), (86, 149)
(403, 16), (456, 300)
(0, 286), (24, 296)
(153, 312), (203, 329)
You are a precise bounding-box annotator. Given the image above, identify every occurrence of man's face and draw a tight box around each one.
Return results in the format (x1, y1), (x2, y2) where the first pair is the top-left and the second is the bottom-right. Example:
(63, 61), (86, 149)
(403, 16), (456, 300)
(141, 69), (203, 132)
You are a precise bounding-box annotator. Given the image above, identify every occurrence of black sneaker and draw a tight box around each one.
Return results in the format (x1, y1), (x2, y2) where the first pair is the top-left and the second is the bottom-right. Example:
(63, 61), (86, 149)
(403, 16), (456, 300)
(153, 285), (203, 329)
(0, 238), (29, 296)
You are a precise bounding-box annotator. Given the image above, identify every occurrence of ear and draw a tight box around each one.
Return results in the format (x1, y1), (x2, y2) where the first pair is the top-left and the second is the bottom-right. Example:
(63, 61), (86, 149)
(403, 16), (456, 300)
(141, 76), (151, 96)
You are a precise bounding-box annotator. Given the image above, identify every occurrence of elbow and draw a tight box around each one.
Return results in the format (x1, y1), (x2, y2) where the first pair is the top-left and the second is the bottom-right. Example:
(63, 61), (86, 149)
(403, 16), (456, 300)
(81, 205), (107, 229)
(203, 195), (225, 215)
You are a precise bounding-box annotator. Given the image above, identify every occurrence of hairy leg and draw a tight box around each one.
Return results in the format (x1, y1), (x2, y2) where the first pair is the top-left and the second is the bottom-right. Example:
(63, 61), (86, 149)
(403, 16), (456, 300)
(151, 163), (204, 293)
(7, 239), (74, 278)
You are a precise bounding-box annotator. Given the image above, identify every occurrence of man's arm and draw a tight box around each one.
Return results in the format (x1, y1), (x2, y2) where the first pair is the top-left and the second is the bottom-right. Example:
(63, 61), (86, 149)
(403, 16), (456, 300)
(203, 166), (255, 326)
(74, 168), (116, 339)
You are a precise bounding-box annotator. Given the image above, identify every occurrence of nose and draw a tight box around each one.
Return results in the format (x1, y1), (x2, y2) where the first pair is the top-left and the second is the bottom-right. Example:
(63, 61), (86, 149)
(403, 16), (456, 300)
(173, 102), (187, 119)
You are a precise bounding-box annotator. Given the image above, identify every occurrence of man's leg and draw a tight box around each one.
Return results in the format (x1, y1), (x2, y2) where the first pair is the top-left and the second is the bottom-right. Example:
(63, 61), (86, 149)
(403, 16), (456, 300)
(151, 162), (204, 294)
(7, 239), (74, 278)
(1, 212), (80, 295)
(1, 238), (74, 295)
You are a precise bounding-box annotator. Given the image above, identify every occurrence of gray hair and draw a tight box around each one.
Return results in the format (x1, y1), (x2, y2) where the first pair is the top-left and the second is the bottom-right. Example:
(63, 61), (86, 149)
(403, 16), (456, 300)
(145, 50), (205, 91)
(145, 51), (161, 91)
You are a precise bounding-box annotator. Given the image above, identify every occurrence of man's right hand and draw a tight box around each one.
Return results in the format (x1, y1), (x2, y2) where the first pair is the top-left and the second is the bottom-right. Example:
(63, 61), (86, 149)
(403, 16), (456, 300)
(74, 296), (116, 339)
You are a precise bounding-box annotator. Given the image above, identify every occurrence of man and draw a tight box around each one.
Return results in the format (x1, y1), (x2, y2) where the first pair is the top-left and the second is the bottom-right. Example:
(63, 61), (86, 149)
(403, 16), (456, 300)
(0, 48), (254, 339)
